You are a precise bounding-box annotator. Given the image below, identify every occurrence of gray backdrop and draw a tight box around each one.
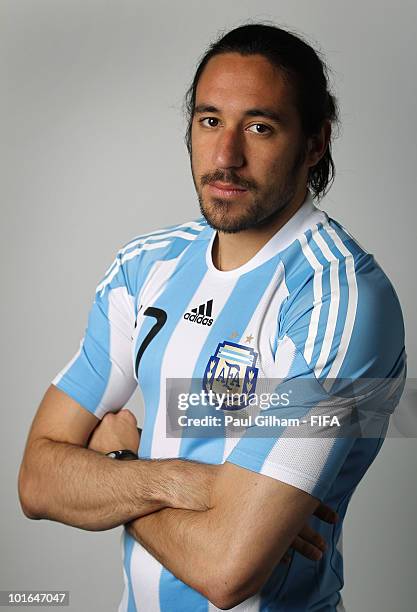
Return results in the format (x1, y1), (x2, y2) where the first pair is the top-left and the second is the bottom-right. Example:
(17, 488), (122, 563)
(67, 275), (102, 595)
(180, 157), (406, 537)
(1, 1), (416, 611)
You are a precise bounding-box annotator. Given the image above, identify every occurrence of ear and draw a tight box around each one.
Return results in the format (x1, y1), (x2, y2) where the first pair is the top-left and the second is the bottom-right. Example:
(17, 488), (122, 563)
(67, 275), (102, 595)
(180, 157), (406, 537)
(306, 120), (332, 167)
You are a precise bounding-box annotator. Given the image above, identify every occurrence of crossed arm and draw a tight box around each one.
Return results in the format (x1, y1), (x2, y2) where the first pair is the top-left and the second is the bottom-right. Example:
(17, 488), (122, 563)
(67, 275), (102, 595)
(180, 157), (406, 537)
(126, 463), (320, 608)
(19, 390), (334, 610)
(88, 411), (334, 609)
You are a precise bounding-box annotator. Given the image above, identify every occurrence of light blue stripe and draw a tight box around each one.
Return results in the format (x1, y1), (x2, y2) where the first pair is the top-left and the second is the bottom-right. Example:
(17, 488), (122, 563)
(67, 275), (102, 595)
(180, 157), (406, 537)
(99, 230), (204, 290)
(132, 238), (196, 314)
(316, 224), (350, 383)
(122, 217), (207, 249)
(259, 560), (290, 610)
(121, 227), (204, 254)
(123, 530), (137, 612)
(60, 237), (199, 416)
(56, 282), (113, 414)
(159, 567), (208, 612)
(138, 237), (209, 459)
(138, 237), (210, 612)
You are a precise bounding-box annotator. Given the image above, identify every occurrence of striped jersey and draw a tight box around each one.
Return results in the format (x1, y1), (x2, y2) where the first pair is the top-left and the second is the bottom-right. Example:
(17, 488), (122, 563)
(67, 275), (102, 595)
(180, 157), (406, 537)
(52, 190), (406, 611)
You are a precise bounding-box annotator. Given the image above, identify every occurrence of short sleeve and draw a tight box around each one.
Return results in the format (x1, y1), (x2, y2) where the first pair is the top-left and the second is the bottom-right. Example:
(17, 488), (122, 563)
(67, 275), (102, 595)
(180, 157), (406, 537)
(51, 249), (138, 419)
(226, 248), (407, 500)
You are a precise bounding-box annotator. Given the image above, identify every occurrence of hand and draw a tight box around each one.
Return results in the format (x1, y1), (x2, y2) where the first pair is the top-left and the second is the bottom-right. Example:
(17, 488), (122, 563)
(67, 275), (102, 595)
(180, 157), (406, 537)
(87, 409), (141, 455)
(281, 502), (338, 564)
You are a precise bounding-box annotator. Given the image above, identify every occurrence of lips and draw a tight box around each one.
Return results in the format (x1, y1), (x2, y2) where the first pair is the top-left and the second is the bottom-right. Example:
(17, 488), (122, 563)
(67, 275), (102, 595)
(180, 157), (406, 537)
(207, 181), (248, 198)
(209, 181), (247, 191)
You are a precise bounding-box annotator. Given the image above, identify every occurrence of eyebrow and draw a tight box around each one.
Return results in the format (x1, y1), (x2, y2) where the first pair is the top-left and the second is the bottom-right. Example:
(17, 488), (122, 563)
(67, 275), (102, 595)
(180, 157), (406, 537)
(193, 104), (285, 124)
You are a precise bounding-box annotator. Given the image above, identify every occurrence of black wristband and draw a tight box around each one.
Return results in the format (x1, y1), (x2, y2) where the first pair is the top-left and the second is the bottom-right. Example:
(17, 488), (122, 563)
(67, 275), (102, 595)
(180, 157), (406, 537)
(105, 449), (139, 461)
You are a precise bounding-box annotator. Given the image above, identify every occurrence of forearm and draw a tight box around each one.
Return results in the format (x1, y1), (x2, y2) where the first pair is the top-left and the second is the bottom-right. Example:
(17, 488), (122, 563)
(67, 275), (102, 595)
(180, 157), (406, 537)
(125, 465), (319, 609)
(126, 507), (219, 598)
(19, 438), (214, 532)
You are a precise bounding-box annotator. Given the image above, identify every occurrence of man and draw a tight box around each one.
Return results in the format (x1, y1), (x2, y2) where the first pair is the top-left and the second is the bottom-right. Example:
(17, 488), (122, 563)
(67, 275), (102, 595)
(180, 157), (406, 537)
(18, 24), (406, 611)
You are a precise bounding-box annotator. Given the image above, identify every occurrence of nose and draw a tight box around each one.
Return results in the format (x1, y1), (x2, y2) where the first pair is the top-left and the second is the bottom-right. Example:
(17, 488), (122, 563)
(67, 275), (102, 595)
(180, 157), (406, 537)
(212, 128), (245, 169)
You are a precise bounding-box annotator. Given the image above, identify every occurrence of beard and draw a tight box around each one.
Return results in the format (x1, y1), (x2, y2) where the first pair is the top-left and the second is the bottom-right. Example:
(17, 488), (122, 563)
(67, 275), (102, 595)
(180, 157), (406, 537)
(192, 144), (306, 234)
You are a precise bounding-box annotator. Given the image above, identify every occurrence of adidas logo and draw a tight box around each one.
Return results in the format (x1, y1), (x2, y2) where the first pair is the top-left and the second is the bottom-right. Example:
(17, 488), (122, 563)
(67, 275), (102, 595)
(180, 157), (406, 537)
(184, 299), (214, 326)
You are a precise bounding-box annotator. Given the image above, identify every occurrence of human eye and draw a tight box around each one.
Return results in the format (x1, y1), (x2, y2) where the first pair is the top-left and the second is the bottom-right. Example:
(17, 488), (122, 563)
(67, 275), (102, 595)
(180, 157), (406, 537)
(199, 117), (220, 128)
(247, 123), (272, 135)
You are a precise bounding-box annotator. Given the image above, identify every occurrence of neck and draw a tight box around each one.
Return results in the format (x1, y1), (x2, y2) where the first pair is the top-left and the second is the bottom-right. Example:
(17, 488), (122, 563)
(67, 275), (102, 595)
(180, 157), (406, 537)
(212, 187), (309, 272)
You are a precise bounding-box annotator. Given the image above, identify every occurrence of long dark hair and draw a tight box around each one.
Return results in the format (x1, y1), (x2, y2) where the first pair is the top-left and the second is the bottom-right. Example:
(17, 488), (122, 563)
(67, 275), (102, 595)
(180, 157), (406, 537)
(184, 24), (340, 201)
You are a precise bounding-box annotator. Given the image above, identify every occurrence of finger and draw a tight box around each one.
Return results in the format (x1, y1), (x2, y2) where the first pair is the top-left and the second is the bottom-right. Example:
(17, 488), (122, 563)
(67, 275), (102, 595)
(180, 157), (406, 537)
(292, 535), (324, 561)
(313, 503), (338, 524)
(119, 409), (137, 422)
(298, 525), (327, 553)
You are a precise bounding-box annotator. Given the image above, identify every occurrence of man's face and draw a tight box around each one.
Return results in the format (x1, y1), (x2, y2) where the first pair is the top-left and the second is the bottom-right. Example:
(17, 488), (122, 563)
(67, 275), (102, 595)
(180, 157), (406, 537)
(190, 53), (309, 233)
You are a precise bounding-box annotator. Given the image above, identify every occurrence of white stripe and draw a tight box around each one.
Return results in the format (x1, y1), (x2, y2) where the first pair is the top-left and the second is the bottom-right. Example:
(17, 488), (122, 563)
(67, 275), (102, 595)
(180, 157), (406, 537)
(129, 540), (163, 612)
(150, 268), (240, 460)
(51, 342), (83, 387)
(117, 531), (129, 612)
(217, 350), (253, 363)
(103, 228), (201, 285)
(312, 230), (340, 379)
(322, 223), (358, 390)
(133, 253), (186, 387)
(98, 229), (203, 295)
(101, 232), (193, 288)
(94, 287), (137, 419)
(222, 262), (288, 462)
(298, 233), (323, 365)
(263, 336), (339, 490)
(120, 223), (205, 254)
(120, 228), (205, 255)
(96, 240), (171, 295)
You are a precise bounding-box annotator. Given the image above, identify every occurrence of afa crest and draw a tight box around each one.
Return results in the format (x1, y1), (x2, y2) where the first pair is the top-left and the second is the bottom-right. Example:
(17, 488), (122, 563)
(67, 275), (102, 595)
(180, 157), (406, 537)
(203, 341), (259, 410)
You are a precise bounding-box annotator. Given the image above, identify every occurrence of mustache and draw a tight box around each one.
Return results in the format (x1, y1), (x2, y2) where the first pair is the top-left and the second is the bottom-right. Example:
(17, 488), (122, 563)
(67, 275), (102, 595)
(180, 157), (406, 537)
(200, 169), (258, 191)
